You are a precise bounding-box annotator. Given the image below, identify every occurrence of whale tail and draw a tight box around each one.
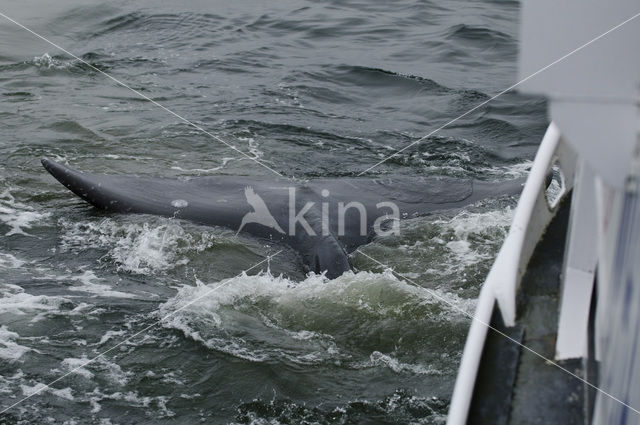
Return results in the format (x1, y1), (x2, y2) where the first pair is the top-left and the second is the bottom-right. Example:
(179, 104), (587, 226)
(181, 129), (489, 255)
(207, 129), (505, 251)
(41, 157), (193, 215)
(41, 158), (524, 281)
(41, 157), (120, 211)
(41, 158), (352, 279)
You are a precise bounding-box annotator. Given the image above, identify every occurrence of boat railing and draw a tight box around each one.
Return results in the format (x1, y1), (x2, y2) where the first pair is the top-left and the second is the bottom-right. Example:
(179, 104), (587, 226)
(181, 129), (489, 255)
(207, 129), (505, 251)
(447, 122), (578, 425)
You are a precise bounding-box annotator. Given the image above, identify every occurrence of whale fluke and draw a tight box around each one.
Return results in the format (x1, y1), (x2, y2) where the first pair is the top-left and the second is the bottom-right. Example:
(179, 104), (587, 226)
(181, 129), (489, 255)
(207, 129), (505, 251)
(41, 158), (524, 279)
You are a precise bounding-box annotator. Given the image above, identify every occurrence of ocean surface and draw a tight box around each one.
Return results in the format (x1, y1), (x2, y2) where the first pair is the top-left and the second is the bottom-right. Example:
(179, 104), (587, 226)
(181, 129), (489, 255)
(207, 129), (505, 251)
(0, 0), (547, 423)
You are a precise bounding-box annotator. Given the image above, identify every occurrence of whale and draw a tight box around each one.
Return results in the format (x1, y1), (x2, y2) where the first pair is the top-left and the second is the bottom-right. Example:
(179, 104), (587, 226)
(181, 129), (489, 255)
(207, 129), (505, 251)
(41, 158), (524, 278)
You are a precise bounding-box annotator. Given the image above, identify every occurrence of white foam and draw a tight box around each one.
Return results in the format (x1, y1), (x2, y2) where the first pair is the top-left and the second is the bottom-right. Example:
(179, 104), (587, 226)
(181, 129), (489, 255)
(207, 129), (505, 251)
(442, 207), (512, 264)
(359, 351), (441, 375)
(87, 388), (174, 417)
(59, 357), (94, 379)
(20, 383), (74, 400)
(0, 189), (50, 236)
(0, 252), (25, 269)
(170, 199), (188, 208)
(502, 161), (533, 178)
(65, 270), (136, 299)
(0, 326), (31, 361)
(276, 83), (304, 107)
(97, 330), (128, 346)
(0, 369), (24, 394)
(170, 157), (233, 173)
(32, 53), (74, 70)
(243, 137), (264, 160)
(56, 355), (130, 386)
(160, 371), (185, 385)
(400, 205), (515, 277)
(0, 284), (73, 322)
(58, 217), (220, 274)
(481, 160), (532, 178)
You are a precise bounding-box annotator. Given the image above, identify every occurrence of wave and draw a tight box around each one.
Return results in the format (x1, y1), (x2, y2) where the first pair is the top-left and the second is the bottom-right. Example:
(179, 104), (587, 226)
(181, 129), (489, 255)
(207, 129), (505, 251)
(95, 12), (224, 36)
(446, 24), (515, 47)
(158, 270), (470, 372)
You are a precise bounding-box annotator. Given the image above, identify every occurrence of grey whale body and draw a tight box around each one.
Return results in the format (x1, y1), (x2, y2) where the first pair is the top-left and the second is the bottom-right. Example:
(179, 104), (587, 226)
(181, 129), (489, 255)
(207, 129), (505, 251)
(41, 158), (523, 278)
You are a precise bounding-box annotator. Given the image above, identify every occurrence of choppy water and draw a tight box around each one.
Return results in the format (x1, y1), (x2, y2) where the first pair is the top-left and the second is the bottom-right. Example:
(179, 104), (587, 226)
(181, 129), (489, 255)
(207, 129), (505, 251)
(0, 0), (547, 423)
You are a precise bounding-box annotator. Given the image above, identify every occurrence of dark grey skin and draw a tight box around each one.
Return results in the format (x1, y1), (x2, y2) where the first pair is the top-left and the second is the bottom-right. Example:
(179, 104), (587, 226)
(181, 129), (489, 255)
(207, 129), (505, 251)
(41, 158), (524, 278)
